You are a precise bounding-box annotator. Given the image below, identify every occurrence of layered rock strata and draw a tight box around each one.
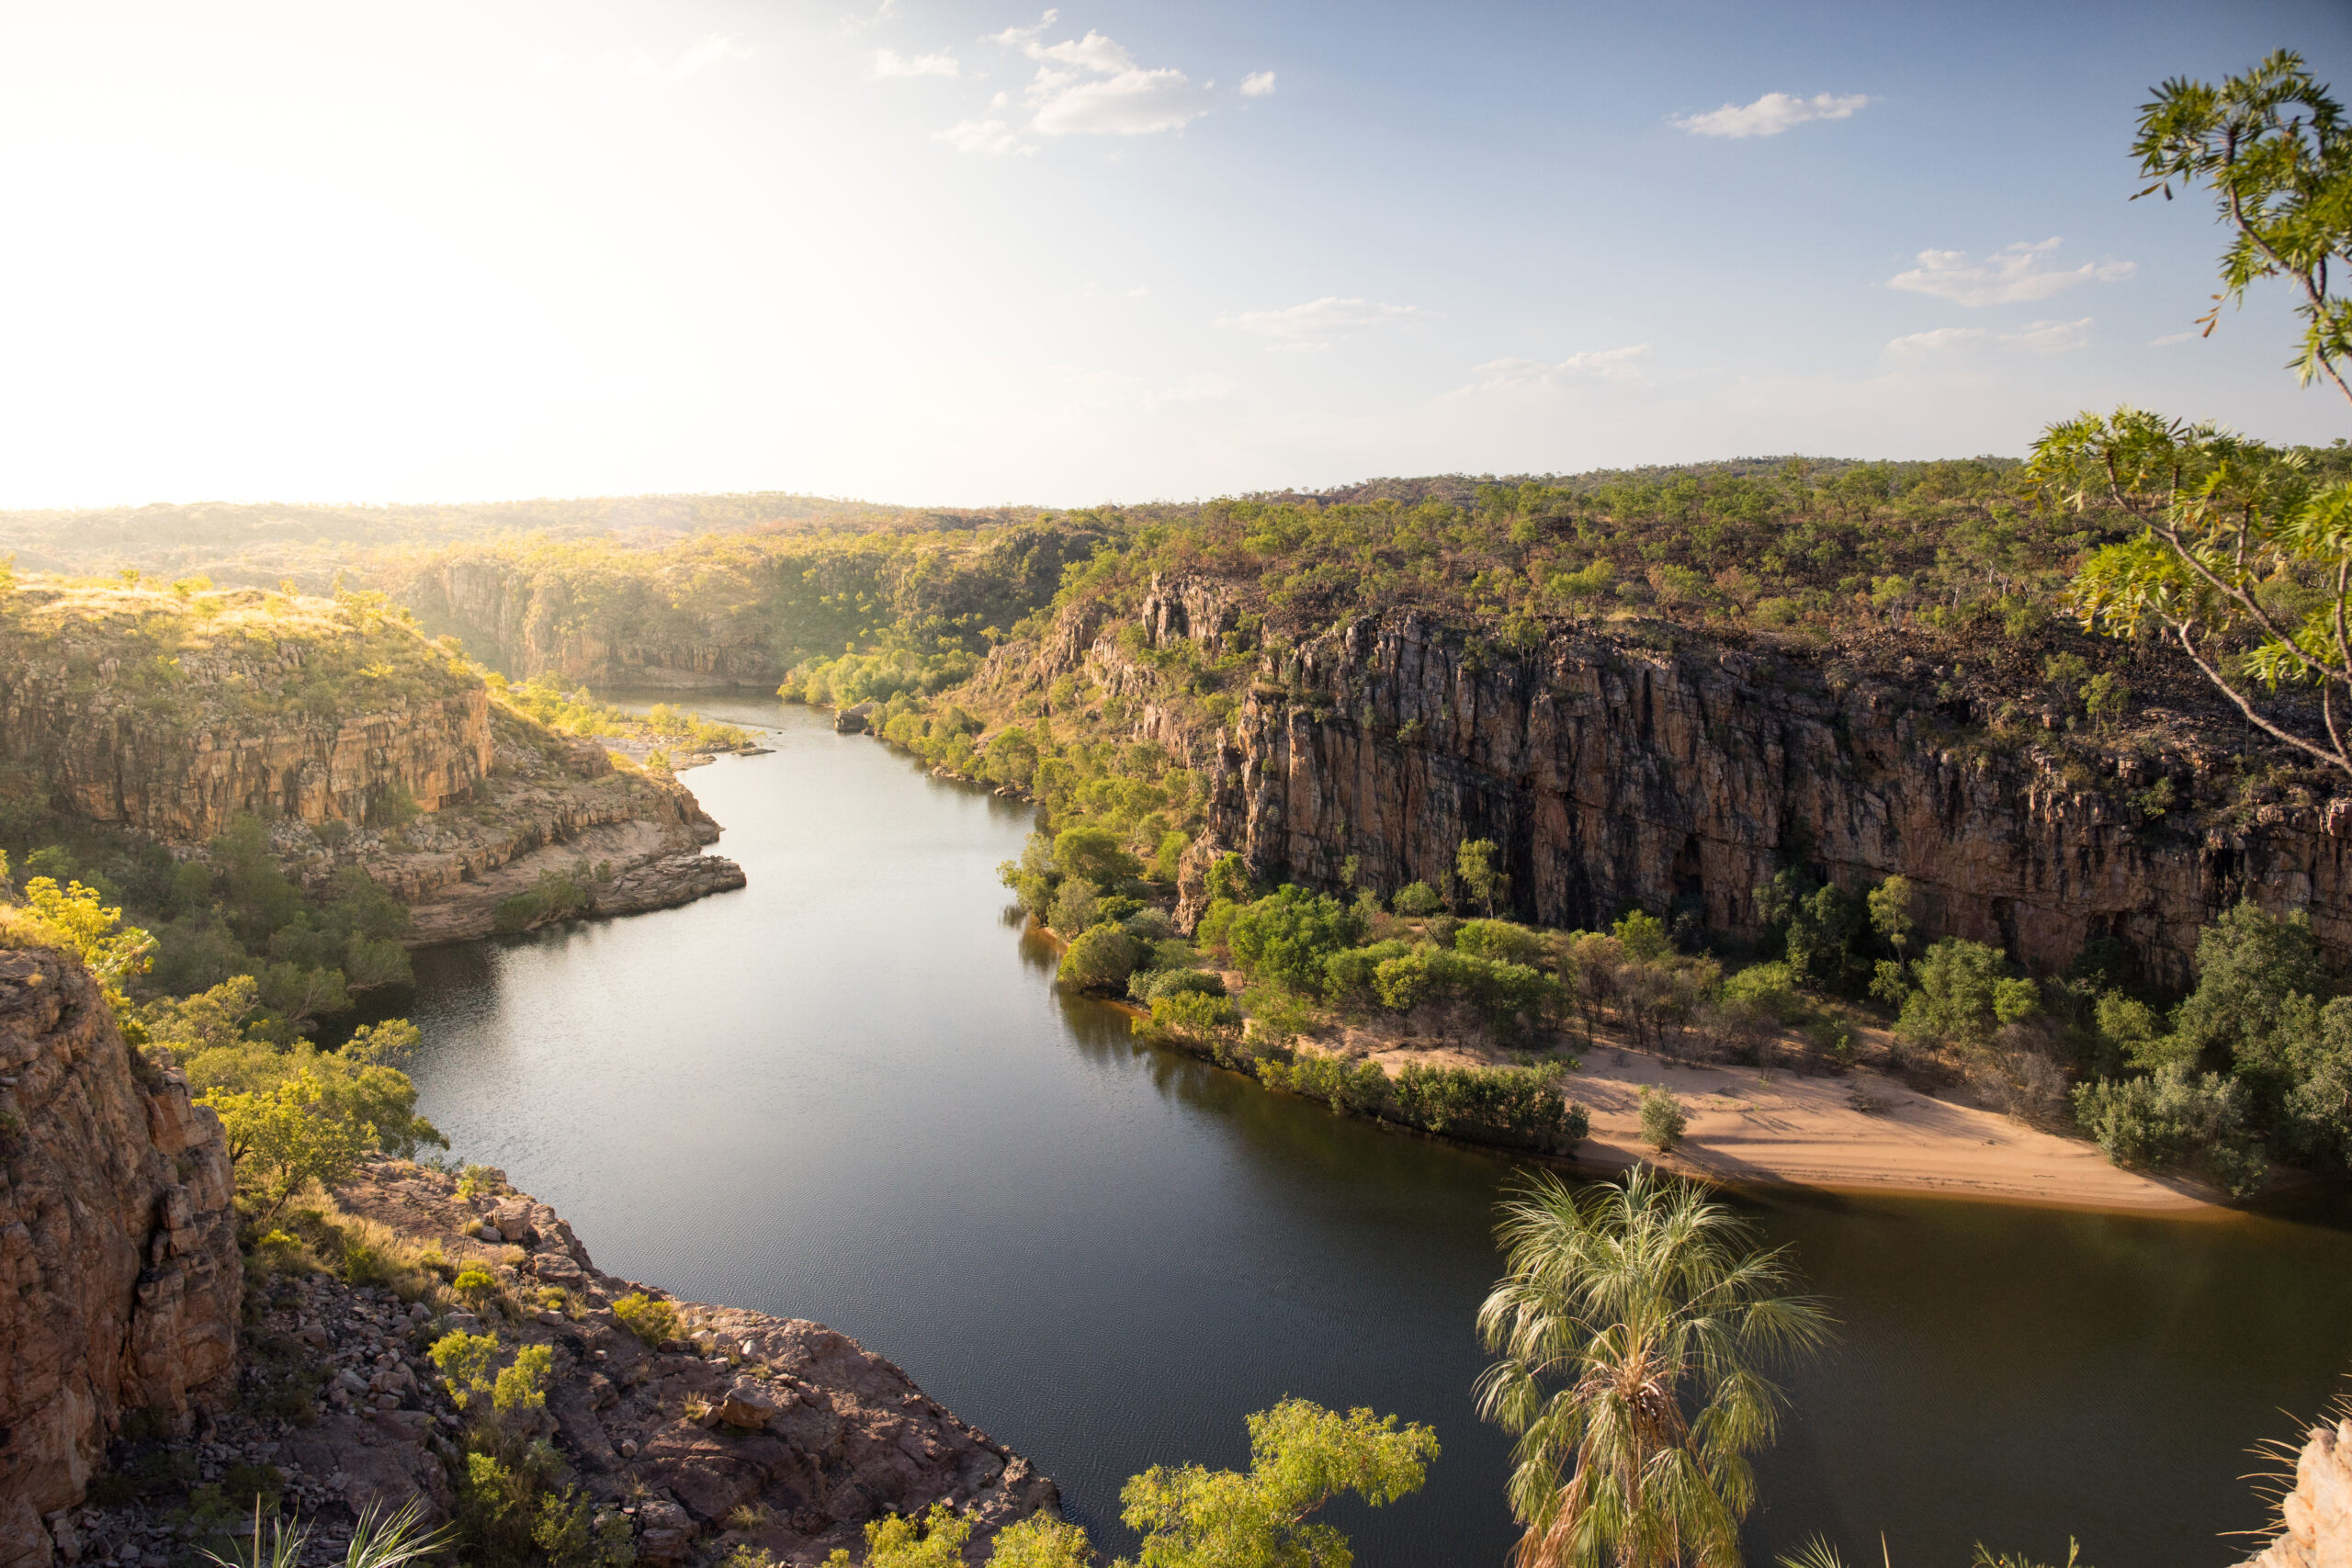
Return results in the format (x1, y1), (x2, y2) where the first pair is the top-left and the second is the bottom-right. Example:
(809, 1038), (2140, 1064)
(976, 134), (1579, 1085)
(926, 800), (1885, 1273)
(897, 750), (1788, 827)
(0, 949), (241, 1568)
(315, 710), (745, 944)
(989, 578), (2352, 988)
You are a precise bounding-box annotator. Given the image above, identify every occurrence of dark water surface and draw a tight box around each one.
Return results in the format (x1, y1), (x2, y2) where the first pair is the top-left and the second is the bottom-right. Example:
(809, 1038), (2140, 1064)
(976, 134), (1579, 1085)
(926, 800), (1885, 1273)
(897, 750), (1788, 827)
(405, 700), (2352, 1567)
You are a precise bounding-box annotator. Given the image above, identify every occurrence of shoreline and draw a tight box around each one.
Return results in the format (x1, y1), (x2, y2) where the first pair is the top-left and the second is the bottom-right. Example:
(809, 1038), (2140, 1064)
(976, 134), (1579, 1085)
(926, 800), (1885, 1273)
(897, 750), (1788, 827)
(866, 714), (2237, 1220)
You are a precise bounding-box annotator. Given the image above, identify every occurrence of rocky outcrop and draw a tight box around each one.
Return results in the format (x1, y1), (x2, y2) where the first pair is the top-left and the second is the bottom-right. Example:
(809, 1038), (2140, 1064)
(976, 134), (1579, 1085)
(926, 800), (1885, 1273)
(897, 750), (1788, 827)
(998, 577), (2352, 989)
(332, 1162), (1055, 1563)
(2243, 1417), (2352, 1568)
(0, 948), (241, 1568)
(298, 709), (745, 945)
(0, 585), (491, 841)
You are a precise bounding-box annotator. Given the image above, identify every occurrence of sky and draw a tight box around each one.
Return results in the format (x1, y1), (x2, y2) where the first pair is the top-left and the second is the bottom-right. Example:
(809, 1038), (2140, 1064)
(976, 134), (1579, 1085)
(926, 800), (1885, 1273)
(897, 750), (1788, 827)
(0, 0), (2347, 509)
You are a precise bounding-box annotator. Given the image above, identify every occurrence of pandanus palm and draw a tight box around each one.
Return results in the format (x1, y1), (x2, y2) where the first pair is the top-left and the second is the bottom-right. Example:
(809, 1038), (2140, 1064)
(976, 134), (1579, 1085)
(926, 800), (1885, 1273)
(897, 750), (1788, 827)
(1476, 1168), (1833, 1568)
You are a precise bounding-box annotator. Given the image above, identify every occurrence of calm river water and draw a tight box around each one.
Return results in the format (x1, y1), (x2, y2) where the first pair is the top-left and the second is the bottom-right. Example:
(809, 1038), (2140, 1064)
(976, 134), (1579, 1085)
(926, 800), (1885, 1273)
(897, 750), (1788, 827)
(403, 699), (2352, 1567)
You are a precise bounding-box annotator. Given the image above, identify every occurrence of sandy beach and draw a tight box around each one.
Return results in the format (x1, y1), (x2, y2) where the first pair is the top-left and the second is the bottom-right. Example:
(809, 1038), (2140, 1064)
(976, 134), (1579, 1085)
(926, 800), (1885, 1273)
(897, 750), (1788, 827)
(1348, 1032), (2222, 1214)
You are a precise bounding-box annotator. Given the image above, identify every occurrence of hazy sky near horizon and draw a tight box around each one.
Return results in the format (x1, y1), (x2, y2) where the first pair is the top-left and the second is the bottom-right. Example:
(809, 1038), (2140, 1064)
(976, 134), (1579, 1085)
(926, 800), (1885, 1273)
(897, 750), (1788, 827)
(2, 1), (2349, 510)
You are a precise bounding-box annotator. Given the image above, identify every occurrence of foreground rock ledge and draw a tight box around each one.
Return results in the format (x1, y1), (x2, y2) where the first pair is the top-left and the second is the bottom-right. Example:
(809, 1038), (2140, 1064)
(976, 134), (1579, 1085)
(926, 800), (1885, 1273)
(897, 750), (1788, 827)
(323, 1160), (1059, 1563)
(0, 950), (242, 1568)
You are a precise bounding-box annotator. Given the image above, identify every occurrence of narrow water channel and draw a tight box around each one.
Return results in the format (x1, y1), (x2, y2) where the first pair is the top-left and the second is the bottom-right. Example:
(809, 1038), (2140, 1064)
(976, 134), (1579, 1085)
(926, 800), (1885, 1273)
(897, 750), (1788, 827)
(402, 700), (2352, 1567)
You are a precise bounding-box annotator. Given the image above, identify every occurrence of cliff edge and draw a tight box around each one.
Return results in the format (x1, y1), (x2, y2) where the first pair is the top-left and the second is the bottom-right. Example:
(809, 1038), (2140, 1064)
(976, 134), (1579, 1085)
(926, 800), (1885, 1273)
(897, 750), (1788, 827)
(0, 948), (242, 1568)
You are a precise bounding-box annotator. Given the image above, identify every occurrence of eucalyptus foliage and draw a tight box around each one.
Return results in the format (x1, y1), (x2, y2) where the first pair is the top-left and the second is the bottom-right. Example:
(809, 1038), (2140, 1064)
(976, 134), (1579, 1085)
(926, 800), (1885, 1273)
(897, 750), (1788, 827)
(2035, 51), (2352, 772)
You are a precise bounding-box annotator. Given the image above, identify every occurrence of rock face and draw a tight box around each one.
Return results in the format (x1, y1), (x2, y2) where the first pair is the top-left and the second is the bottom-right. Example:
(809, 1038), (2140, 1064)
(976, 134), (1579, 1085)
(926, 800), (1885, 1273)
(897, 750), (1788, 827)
(994, 579), (2352, 988)
(327, 1162), (1060, 1564)
(0, 589), (492, 841)
(395, 558), (782, 690)
(323, 708), (746, 945)
(0, 948), (241, 1568)
(2243, 1417), (2352, 1568)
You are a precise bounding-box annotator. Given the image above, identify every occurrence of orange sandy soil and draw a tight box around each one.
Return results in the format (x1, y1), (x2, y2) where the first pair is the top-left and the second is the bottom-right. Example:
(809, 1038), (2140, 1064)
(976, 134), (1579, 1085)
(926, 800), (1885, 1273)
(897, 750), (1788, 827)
(1323, 1017), (2223, 1214)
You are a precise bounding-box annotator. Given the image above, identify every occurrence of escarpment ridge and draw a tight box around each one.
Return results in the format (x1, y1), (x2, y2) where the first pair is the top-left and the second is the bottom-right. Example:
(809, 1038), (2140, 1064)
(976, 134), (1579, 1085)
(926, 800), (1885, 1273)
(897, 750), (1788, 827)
(0, 578), (743, 942)
(980, 575), (2352, 989)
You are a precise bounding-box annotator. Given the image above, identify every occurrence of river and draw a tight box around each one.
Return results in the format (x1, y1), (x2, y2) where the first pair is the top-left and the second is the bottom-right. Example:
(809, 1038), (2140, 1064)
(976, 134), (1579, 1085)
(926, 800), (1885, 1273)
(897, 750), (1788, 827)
(402, 699), (2352, 1567)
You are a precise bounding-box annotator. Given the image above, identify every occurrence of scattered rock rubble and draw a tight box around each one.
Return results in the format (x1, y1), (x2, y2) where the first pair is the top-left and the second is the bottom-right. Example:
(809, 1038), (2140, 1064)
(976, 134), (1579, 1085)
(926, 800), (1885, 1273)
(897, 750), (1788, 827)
(51, 1158), (1056, 1568)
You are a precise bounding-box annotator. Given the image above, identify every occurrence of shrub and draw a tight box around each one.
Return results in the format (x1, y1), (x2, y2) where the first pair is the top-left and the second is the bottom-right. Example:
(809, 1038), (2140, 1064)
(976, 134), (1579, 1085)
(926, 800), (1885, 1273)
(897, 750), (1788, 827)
(611, 1292), (678, 1346)
(493, 1344), (553, 1414)
(1896, 939), (2041, 1052)
(1136, 990), (1242, 1051)
(1130, 966), (1226, 1003)
(1258, 1052), (1389, 1114)
(1638, 1086), (1688, 1152)
(1227, 886), (1366, 993)
(1454, 919), (1544, 966)
(431, 1329), (502, 1408)
(1392, 881), (1442, 916)
(1057, 924), (1143, 992)
(2073, 1066), (2266, 1196)
(1722, 962), (1806, 1024)
(1391, 1063), (1584, 1151)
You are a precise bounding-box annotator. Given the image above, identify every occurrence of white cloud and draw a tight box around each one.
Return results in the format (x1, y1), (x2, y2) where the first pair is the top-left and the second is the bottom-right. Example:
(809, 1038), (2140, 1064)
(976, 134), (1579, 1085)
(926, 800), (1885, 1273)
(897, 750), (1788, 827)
(1887, 238), (2135, 308)
(1217, 297), (1421, 350)
(1032, 66), (1205, 135)
(1240, 71), (1276, 97)
(933, 118), (1033, 155)
(1673, 91), (1868, 138)
(2002, 317), (2093, 353)
(967, 11), (1211, 141)
(631, 33), (753, 80)
(1461, 346), (1652, 392)
(1558, 344), (1651, 379)
(1887, 326), (1988, 354)
(2151, 330), (2202, 347)
(871, 48), (959, 80)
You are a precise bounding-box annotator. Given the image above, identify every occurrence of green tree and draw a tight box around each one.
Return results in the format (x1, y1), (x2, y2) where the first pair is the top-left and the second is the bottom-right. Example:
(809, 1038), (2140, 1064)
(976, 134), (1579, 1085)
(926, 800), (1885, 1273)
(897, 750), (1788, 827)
(1476, 1169), (1832, 1568)
(1117, 1399), (1438, 1568)
(1458, 839), (1505, 917)
(1054, 825), (1140, 886)
(20, 876), (154, 1018)
(210, 1068), (376, 1221)
(2171, 901), (2331, 1087)
(2036, 52), (2352, 773)
(1865, 875), (1916, 957)
(1895, 940), (2041, 1053)
(1058, 924), (1143, 993)
(1226, 886), (1366, 994)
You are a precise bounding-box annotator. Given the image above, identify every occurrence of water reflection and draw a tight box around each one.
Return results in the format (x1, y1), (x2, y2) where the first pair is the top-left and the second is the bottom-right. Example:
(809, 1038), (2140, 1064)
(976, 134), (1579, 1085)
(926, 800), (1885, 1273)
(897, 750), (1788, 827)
(401, 700), (2352, 1568)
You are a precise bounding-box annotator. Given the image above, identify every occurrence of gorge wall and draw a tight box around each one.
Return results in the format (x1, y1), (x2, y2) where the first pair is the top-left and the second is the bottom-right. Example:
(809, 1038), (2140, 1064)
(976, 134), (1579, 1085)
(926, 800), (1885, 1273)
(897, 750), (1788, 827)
(1009, 578), (2352, 990)
(0, 947), (242, 1568)
(394, 558), (782, 690)
(0, 637), (491, 842)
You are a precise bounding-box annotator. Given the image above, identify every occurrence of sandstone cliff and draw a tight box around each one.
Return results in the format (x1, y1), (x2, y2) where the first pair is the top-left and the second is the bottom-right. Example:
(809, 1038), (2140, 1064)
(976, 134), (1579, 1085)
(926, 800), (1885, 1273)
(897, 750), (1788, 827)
(290, 708), (745, 945)
(0, 947), (241, 1568)
(396, 556), (782, 690)
(0, 581), (491, 840)
(980, 577), (2352, 989)
(0, 579), (745, 944)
